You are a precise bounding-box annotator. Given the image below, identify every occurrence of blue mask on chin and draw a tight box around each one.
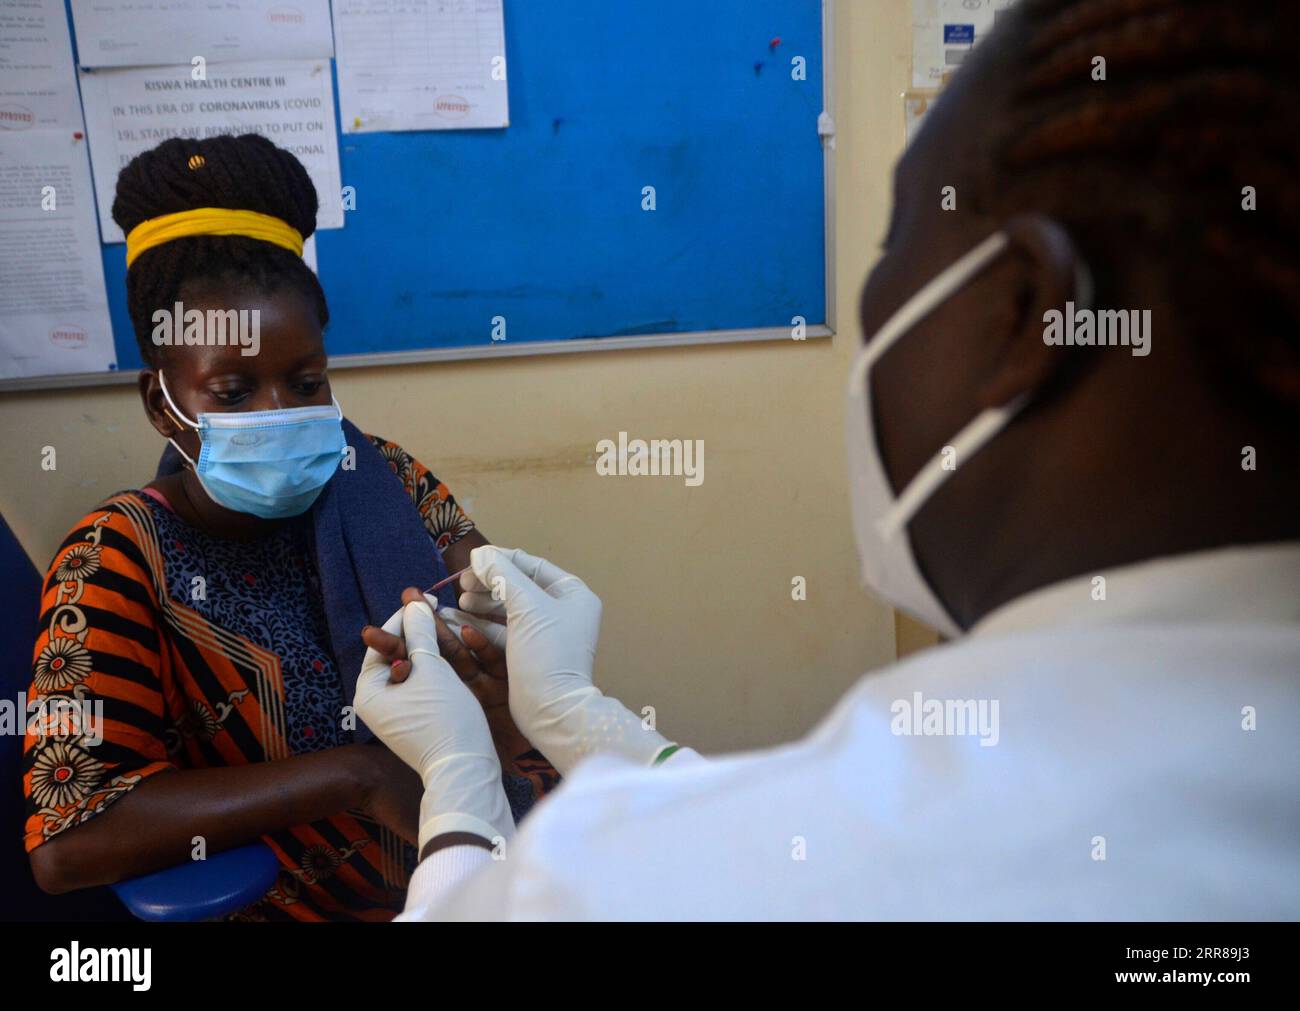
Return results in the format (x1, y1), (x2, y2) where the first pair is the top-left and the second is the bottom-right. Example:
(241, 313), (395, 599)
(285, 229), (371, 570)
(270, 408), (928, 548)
(159, 371), (348, 519)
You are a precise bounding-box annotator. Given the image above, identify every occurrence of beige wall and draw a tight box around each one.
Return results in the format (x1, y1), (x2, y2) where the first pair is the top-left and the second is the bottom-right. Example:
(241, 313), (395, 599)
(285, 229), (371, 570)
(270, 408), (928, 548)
(0, 1), (928, 754)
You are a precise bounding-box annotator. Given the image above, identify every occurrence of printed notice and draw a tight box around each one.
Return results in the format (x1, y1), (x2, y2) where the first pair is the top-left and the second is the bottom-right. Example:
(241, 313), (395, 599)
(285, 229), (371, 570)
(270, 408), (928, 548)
(78, 60), (343, 243)
(69, 0), (334, 69)
(912, 0), (1017, 90)
(0, 130), (115, 379)
(333, 0), (508, 133)
(0, 0), (83, 130)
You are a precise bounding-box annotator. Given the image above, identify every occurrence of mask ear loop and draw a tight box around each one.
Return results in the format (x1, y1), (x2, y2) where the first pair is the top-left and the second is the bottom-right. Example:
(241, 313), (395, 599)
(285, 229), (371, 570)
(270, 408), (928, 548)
(858, 232), (1011, 375)
(156, 371), (202, 470)
(861, 230), (1012, 540)
(873, 234), (1097, 540)
(877, 395), (1029, 538)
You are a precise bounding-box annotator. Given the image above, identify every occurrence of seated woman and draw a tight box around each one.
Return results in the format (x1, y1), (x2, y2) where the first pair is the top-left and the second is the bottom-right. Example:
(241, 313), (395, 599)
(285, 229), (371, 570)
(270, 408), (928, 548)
(22, 134), (557, 921)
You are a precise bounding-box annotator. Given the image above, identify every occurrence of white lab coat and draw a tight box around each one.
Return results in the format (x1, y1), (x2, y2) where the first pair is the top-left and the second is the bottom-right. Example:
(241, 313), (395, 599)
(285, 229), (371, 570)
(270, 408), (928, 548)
(400, 543), (1300, 920)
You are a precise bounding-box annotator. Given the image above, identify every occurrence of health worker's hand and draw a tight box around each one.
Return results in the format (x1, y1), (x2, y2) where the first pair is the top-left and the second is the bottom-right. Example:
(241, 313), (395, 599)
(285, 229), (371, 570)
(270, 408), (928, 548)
(355, 600), (514, 853)
(362, 591), (533, 770)
(459, 546), (677, 775)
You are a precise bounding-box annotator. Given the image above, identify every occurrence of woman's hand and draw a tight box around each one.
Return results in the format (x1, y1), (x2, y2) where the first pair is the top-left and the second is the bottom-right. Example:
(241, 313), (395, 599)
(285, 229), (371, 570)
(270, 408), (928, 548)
(354, 601), (515, 852)
(460, 546), (674, 776)
(361, 588), (531, 766)
(362, 588), (505, 694)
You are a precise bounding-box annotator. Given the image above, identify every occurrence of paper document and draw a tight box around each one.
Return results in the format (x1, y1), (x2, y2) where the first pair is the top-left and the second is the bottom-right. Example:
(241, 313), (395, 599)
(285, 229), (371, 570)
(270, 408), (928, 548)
(78, 59), (343, 243)
(0, 0), (83, 129)
(69, 0), (334, 69)
(912, 0), (1017, 90)
(0, 130), (115, 379)
(333, 0), (508, 133)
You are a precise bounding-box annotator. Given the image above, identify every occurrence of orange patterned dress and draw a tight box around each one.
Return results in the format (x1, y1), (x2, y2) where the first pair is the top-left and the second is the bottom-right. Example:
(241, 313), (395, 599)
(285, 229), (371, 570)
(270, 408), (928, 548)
(22, 436), (558, 921)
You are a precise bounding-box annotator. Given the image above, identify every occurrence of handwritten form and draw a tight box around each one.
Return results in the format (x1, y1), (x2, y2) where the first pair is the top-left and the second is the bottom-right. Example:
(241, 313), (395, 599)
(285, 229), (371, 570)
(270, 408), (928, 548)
(333, 0), (508, 133)
(68, 0), (334, 68)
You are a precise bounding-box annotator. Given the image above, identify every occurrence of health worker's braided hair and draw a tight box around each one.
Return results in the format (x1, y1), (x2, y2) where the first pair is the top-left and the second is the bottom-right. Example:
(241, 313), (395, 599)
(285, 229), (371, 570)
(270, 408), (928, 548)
(975, 0), (1298, 406)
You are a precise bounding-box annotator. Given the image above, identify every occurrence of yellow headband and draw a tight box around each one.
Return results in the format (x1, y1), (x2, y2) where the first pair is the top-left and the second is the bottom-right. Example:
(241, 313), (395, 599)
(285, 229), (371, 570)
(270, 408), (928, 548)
(125, 207), (304, 268)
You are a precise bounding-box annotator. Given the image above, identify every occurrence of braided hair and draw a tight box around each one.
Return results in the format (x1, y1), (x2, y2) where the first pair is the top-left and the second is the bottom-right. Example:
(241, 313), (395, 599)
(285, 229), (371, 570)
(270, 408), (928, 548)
(972, 0), (1298, 408)
(112, 134), (329, 365)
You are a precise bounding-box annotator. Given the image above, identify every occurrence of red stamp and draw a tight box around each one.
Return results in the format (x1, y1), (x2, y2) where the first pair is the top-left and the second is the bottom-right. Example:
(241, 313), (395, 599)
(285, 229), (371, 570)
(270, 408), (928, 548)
(50, 325), (88, 350)
(267, 5), (306, 26)
(0, 104), (34, 130)
(434, 96), (471, 120)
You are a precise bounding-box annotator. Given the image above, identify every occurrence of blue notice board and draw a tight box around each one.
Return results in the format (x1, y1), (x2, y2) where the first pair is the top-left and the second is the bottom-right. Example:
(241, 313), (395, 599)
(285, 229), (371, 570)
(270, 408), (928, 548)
(80, 0), (829, 377)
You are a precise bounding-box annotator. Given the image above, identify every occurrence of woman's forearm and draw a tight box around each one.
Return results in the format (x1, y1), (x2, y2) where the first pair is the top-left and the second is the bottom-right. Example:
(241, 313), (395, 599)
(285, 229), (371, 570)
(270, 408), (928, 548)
(29, 744), (375, 894)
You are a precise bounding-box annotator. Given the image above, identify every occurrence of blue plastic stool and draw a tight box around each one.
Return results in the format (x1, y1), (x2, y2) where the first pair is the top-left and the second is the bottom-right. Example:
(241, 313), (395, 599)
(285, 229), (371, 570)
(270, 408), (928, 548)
(111, 843), (280, 921)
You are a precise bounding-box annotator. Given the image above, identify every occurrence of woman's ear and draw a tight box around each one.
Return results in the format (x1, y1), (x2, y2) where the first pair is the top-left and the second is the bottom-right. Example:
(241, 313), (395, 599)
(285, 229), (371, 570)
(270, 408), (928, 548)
(976, 213), (1090, 409)
(138, 369), (180, 440)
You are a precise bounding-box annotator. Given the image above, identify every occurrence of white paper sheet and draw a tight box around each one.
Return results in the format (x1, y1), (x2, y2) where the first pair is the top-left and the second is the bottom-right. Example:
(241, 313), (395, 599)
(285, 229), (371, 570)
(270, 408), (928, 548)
(69, 0), (334, 69)
(0, 130), (115, 379)
(78, 59), (344, 243)
(333, 0), (508, 133)
(0, 0), (83, 129)
(912, 0), (1017, 90)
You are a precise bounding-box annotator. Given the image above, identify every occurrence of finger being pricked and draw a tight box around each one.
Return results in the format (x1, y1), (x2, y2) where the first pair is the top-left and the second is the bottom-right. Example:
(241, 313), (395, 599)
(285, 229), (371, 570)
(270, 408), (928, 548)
(436, 606), (507, 677)
(431, 605), (483, 686)
(436, 603), (507, 651)
(458, 620), (508, 681)
(432, 609), (511, 710)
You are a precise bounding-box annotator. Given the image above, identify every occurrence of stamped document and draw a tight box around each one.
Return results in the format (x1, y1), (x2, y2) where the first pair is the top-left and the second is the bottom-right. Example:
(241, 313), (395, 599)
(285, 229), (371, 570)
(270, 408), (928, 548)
(69, 0), (334, 69)
(0, 0), (83, 129)
(333, 0), (509, 133)
(0, 130), (115, 379)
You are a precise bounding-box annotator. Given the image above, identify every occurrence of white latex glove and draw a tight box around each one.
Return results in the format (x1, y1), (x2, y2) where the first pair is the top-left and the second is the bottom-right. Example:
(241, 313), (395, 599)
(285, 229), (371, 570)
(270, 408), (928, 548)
(459, 545), (677, 775)
(354, 600), (514, 852)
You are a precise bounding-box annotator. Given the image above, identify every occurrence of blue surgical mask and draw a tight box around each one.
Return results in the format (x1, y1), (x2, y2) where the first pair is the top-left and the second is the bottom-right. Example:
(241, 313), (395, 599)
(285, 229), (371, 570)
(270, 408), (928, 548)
(159, 371), (347, 519)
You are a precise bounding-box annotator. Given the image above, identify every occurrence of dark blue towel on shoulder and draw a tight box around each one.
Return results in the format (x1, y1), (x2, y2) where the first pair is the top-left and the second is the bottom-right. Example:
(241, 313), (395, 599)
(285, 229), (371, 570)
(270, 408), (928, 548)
(157, 417), (457, 742)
